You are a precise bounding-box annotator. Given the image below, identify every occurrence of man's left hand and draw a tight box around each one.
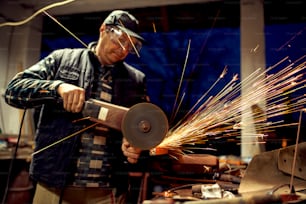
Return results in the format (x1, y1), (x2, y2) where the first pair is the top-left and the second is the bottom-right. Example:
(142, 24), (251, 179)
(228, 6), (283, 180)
(122, 137), (141, 164)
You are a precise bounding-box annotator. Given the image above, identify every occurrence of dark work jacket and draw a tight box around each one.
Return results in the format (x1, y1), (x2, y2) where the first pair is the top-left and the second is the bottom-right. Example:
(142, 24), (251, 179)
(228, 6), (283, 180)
(4, 43), (148, 188)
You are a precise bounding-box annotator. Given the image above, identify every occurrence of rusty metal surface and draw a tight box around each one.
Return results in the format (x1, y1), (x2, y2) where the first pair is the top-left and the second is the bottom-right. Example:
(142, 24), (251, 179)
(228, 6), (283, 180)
(278, 143), (306, 180)
(239, 142), (306, 196)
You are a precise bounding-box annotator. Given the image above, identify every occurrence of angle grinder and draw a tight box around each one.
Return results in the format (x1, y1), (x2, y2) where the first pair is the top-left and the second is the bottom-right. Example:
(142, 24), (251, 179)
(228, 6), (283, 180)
(82, 98), (169, 150)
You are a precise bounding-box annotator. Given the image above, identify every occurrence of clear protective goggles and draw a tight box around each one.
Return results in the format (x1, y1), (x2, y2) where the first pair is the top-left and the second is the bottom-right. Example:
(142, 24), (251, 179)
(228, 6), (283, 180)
(106, 26), (142, 56)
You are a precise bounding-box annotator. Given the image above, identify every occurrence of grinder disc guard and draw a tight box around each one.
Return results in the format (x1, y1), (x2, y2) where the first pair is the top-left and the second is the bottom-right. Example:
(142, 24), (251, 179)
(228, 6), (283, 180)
(121, 103), (168, 150)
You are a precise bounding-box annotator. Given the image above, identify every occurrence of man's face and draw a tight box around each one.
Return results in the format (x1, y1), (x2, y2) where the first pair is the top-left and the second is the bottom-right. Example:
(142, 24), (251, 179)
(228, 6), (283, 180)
(98, 25), (141, 65)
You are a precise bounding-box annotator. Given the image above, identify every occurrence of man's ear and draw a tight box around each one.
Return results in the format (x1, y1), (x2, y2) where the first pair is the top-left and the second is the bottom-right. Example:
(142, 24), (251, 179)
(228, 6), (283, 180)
(100, 24), (106, 32)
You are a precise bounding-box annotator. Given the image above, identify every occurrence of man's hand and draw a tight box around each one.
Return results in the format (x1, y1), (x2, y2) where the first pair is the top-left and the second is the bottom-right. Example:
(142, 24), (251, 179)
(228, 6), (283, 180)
(57, 83), (85, 113)
(122, 137), (142, 164)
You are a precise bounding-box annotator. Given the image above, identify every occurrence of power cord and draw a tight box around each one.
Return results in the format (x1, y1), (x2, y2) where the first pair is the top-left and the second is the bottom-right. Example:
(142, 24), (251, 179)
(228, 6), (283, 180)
(1, 108), (27, 204)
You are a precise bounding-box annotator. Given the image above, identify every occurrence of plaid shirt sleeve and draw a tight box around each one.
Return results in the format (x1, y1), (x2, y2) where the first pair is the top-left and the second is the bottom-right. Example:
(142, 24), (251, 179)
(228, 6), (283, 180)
(4, 51), (64, 109)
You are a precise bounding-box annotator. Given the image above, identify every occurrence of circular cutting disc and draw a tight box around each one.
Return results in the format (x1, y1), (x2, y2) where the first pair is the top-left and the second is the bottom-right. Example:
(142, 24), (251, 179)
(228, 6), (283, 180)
(121, 102), (168, 150)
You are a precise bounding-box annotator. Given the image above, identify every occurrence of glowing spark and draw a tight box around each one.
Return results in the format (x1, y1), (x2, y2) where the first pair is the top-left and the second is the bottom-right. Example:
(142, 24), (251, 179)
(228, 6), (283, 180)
(170, 39), (191, 123)
(152, 22), (156, 33)
(277, 26), (306, 51)
(251, 44), (260, 53)
(156, 57), (306, 155)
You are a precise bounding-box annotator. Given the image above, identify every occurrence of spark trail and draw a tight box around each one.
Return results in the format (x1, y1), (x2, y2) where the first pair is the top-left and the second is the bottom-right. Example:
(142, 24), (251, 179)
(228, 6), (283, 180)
(155, 55), (306, 155)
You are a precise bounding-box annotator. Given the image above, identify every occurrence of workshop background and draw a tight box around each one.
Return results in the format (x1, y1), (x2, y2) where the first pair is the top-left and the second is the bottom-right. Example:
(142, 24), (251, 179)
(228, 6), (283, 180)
(0, 0), (306, 203)
(38, 0), (306, 154)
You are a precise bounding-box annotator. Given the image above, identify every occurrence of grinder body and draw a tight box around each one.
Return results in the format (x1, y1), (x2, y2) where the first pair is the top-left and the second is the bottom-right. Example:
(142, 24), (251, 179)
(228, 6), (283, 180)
(82, 99), (168, 150)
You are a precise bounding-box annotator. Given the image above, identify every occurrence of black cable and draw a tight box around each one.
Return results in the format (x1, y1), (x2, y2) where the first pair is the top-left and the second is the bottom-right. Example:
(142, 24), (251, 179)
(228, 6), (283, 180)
(58, 126), (82, 204)
(1, 108), (27, 204)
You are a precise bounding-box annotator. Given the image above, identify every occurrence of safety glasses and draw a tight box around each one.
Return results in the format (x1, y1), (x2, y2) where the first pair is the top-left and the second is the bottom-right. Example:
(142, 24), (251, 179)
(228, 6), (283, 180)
(106, 26), (142, 56)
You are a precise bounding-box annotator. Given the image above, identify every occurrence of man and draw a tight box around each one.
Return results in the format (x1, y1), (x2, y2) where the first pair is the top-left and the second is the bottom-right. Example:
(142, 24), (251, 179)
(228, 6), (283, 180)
(5, 10), (149, 204)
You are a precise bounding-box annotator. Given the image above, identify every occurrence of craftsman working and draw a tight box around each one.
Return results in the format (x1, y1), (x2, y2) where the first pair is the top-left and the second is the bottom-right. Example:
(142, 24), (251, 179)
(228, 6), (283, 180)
(5, 10), (150, 204)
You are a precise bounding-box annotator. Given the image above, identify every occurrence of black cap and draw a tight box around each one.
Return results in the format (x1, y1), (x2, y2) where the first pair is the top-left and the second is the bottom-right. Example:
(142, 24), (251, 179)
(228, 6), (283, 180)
(103, 10), (144, 42)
